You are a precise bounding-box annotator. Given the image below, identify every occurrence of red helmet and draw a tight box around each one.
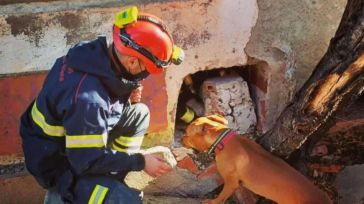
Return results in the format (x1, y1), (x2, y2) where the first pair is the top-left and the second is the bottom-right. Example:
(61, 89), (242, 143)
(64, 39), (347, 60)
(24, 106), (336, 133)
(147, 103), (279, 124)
(113, 7), (183, 74)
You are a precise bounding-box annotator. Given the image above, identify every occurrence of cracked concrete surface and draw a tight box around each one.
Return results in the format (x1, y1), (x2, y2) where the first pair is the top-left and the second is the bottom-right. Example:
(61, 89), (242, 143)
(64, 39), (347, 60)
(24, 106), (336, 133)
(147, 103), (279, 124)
(245, 0), (347, 132)
(202, 73), (257, 134)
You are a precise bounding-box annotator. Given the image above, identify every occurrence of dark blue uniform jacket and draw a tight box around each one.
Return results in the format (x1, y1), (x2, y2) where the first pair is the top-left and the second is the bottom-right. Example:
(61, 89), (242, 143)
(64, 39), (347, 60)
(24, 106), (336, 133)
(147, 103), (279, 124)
(19, 36), (145, 191)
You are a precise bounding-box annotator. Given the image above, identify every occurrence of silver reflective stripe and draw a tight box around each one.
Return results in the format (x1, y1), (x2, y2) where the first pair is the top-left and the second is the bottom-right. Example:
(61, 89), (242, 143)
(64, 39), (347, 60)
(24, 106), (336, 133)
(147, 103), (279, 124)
(88, 185), (108, 204)
(66, 134), (105, 148)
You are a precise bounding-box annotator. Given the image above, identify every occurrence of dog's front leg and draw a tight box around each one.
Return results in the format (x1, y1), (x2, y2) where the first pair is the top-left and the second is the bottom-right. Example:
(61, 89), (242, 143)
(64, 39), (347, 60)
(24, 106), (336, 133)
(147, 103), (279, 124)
(207, 176), (239, 204)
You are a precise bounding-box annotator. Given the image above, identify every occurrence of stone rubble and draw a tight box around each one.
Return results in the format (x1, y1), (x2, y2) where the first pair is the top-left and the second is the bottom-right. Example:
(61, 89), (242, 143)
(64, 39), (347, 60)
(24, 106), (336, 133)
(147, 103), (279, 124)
(202, 73), (257, 134)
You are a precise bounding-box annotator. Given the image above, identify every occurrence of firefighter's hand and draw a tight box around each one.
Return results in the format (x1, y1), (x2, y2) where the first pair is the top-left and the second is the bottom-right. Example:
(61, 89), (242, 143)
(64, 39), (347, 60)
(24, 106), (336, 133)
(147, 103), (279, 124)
(143, 154), (172, 177)
(130, 85), (143, 104)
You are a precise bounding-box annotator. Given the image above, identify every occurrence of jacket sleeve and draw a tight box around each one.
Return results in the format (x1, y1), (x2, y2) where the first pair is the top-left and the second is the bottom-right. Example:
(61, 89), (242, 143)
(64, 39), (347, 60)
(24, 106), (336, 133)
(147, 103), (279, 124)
(63, 100), (145, 175)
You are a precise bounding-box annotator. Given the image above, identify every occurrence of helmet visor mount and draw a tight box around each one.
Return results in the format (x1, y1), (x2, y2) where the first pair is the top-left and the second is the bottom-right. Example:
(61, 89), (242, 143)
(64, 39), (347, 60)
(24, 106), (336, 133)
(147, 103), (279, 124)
(119, 29), (171, 69)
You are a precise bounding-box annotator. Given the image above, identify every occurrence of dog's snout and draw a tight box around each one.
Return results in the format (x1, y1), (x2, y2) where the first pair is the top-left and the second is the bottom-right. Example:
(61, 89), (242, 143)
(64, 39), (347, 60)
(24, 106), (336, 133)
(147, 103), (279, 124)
(182, 136), (192, 148)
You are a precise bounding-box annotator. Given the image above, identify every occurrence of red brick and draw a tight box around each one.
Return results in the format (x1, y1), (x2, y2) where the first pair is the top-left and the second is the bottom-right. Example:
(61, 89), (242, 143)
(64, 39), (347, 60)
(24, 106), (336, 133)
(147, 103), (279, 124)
(308, 163), (343, 173)
(248, 62), (268, 93)
(256, 100), (266, 133)
(140, 73), (168, 132)
(177, 155), (200, 175)
(0, 72), (46, 156)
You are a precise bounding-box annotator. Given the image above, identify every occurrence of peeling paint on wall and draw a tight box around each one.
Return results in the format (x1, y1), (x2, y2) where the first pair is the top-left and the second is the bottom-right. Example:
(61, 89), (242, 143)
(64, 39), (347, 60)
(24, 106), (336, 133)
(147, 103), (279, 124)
(0, 9), (112, 74)
(5, 11), (94, 47)
(56, 12), (84, 45)
(0, 0), (347, 163)
(6, 15), (45, 46)
(0, 0), (259, 148)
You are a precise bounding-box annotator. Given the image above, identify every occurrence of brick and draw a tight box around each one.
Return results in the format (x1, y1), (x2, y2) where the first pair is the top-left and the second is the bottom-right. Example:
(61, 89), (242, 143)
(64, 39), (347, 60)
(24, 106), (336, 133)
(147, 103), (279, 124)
(308, 163), (343, 173)
(0, 73), (46, 156)
(256, 99), (266, 134)
(177, 155), (200, 175)
(248, 62), (268, 94)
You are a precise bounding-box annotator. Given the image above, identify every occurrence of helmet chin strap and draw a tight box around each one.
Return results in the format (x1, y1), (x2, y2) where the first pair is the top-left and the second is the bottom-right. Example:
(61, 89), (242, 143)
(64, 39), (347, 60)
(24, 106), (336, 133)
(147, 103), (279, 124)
(126, 62), (133, 75)
(137, 59), (143, 73)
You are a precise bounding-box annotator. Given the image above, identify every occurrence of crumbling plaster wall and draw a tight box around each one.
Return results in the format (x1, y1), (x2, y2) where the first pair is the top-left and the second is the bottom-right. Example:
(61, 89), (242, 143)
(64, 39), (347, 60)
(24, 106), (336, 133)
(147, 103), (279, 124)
(245, 0), (346, 132)
(0, 0), (347, 147)
(163, 0), (258, 130)
(0, 0), (257, 75)
(0, 0), (258, 148)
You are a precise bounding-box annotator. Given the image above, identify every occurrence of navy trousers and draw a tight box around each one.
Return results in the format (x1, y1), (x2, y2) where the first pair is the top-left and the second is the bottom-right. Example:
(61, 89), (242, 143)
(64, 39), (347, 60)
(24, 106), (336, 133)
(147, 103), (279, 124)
(54, 103), (150, 204)
(46, 176), (142, 204)
(73, 176), (143, 204)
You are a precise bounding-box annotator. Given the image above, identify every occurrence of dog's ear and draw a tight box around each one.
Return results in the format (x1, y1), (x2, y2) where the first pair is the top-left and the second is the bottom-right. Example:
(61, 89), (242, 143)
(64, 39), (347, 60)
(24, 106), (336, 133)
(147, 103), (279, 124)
(206, 114), (228, 125)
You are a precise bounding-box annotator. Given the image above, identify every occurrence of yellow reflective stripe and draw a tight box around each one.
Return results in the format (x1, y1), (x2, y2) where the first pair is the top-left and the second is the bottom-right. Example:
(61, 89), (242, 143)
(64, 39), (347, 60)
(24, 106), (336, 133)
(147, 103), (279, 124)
(111, 143), (140, 154)
(111, 143), (128, 153)
(114, 136), (144, 147)
(31, 102), (64, 137)
(116, 136), (144, 142)
(88, 185), (109, 204)
(66, 134), (105, 148)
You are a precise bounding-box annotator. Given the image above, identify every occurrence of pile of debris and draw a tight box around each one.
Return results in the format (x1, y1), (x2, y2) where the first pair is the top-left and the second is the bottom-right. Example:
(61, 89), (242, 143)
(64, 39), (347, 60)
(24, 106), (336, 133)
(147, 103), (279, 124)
(304, 98), (364, 203)
(305, 125), (364, 203)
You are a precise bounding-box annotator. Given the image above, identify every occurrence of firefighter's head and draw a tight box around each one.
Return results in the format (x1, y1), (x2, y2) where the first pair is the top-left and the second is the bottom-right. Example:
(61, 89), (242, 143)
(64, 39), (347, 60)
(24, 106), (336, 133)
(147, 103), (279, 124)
(112, 6), (184, 79)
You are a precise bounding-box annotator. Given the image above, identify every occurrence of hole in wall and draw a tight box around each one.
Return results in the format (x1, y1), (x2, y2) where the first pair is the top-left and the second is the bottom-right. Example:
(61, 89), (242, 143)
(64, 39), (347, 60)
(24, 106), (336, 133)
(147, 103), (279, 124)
(173, 64), (269, 148)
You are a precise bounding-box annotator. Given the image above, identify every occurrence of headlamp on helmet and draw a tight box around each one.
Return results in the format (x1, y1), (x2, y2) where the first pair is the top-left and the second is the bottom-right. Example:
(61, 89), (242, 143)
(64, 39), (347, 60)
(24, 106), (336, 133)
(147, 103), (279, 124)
(114, 6), (138, 28)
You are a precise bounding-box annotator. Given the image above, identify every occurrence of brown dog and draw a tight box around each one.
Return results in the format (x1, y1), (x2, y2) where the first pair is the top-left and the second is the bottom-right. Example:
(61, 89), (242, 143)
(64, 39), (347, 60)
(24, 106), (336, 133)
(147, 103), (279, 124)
(182, 115), (332, 204)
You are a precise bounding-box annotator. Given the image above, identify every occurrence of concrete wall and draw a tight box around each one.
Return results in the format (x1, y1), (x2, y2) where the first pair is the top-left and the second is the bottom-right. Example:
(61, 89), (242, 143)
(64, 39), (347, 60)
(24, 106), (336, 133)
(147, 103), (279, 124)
(0, 0), (258, 157)
(246, 0), (346, 132)
(0, 0), (346, 201)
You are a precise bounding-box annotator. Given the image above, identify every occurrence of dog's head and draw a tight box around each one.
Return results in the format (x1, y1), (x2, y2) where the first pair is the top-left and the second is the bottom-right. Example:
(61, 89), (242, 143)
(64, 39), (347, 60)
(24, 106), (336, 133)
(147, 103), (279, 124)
(182, 114), (228, 152)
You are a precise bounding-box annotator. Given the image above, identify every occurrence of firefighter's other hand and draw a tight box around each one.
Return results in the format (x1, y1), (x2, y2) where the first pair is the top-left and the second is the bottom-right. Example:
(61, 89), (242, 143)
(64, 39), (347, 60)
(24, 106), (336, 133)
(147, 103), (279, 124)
(130, 85), (143, 104)
(143, 154), (172, 177)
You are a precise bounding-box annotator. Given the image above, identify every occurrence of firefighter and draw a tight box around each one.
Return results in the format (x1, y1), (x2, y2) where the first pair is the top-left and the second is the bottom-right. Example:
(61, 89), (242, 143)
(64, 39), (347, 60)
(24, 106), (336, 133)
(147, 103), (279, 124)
(19, 6), (184, 204)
